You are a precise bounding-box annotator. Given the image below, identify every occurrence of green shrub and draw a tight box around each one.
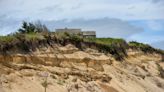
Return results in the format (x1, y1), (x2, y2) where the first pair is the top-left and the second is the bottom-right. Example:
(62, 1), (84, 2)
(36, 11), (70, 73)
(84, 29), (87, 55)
(18, 21), (49, 34)
(1, 21), (163, 61)
(18, 21), (35, 34)
(0, 36), (16, 42)
(25, 33), (45, 40)
(128, 41), (164, 54)
(82, 38), (128, 60)
(84, 38), (125, 45)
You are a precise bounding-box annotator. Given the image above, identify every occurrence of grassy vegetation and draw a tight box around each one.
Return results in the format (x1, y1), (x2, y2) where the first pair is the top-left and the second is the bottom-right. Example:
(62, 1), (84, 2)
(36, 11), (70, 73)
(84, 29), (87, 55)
(0, 33), (45, 43)
(0, 35), (16, 42)
(0, 21), (49, 54)
(0, 21), (163, 61)
(82, 38), (128, 60)
(84, 38), (126, 45)
(24, 33), (45, 40)
(128, 41), (164, 54)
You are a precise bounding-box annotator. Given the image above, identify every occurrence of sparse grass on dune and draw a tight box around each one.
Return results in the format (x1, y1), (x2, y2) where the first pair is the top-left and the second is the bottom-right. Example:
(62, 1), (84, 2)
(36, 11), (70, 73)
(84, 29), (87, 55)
(24, 33), (45, 40)
(0, 21), (163, 61)
(82, 38), (128, 60)
(1, 32), (163, 60)
(84, 38), (126, 45)
(0, 35), (16, 42)
(128, 41), (164, 55)
(0, 33), (45, 43)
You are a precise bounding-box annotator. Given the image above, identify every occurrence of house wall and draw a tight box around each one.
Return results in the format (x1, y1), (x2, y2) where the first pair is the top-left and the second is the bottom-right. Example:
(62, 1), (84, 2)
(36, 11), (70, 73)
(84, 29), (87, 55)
(55, 28), (96, 38)
(82, 31), (96, 36)
(56, 28), (82, 35)
(82, 31), (96, 38)
(83, 35), (96, 38)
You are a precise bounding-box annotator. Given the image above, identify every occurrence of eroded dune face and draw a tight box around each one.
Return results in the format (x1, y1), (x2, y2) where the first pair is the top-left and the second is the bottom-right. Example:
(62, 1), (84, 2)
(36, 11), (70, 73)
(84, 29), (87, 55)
(0, 44), (164, 92)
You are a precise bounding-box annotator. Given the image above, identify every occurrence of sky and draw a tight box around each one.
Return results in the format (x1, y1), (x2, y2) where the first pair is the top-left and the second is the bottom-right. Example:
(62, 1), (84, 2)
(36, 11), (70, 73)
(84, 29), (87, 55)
(0, 0), (164, 49)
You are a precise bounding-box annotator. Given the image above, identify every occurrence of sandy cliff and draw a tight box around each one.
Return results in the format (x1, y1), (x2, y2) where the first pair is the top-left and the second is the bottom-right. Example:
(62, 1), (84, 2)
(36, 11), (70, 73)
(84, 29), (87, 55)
(0, 44), (164, 92)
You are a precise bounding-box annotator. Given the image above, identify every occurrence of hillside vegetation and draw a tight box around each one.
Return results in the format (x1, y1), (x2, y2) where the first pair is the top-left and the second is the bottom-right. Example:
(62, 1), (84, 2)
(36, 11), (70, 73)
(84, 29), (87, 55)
(0, 21), (163, 61)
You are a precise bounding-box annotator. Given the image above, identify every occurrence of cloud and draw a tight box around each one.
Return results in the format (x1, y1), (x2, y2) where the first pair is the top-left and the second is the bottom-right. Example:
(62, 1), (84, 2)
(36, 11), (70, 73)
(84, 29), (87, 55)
(40, 4), (63, 12)
(151, 41), (164, 50)
(44, 18), (143, 38)
(0, 14), (21, 35)
(152, 0), (164, 3)
(0, 0), (163, 49)
(0, 0), (164, 20)
(0, 17), (144, 38)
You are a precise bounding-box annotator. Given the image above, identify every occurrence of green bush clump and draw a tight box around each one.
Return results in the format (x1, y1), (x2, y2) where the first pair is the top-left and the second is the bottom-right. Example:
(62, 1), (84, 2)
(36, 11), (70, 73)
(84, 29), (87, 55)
(129, 41), (164, 54)
(84, 38), (125, 45)
(18, 21), (36, 34)
(18, 21), (49, 34)
(0, 21), (163, 61)
(0, 36), (16, 42)
(0, 21), (49, 54)
(83, 38), (128, 60)
(24, 33), (45, 40)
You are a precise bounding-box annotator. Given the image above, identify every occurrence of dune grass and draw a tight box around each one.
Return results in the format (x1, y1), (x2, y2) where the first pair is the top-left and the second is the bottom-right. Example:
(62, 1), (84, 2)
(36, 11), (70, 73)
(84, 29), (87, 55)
(0, 35), (16, 42)
(84, 38), (126, 45)
(0, 21), (163, 60)
(24, 33), (45, 40)
(128, 41), (164, 54)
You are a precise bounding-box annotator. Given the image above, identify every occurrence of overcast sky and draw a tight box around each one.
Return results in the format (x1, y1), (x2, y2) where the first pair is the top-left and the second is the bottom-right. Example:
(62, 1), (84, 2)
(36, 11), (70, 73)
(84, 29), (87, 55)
(0, 0), (164, 49)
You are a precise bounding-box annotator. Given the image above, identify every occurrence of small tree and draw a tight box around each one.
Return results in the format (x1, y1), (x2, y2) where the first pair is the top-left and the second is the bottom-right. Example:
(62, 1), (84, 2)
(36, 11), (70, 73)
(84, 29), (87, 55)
(18, 21), (28, 33)
(28, 23), (35, 33)
(18, 21), (36, 34)
(35, 21), (49, 33)
(18, 21), (49, 34)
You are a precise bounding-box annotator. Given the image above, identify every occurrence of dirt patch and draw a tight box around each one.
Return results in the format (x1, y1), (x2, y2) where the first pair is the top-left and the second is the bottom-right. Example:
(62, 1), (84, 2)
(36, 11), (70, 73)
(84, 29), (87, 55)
(98, 82), (118, 92)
